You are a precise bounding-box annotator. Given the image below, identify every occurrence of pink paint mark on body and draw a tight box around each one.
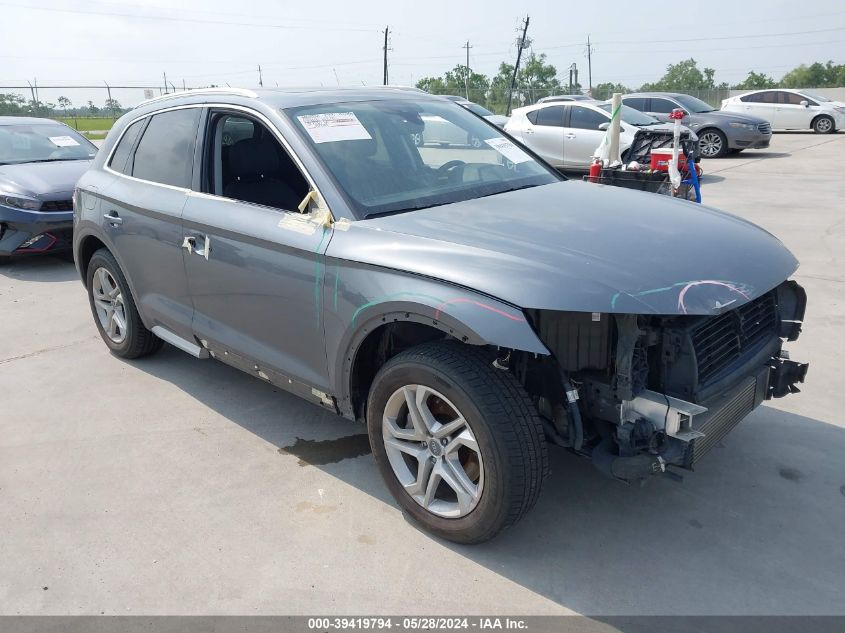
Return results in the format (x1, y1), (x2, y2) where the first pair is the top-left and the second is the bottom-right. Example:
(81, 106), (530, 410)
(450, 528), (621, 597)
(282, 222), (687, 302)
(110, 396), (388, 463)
(434, 298), (525, 322)
(677, 280), (751, 314)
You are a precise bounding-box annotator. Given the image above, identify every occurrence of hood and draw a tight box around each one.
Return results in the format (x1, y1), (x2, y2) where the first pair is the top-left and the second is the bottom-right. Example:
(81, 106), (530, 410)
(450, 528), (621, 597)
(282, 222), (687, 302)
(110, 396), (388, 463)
(484, 114), (510, 128)
(0, 160), (93, 198)
(339, 181), (798, 316)
(628, 121), (697, 139)
(692, 110), (769, 125)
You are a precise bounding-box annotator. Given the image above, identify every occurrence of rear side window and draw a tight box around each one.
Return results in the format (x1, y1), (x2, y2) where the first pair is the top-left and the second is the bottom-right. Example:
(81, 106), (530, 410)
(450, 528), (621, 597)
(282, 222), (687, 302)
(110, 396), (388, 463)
(132, 108), (200, 188)
(526, 110), (539, 124)
(535, 106), (564, 127)
(759, 92), (779, 104)
(740, 93), (763, 103)
(108, 119), (145, 175)
(623, 97), (648, 111)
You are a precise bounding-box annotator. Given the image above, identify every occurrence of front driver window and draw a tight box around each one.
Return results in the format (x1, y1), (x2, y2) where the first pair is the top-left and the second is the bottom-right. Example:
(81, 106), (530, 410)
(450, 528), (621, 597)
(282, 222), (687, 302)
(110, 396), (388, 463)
(206, 113), (309, 211)
(569, 106), (608, 130)
(649, 98), (676, 114)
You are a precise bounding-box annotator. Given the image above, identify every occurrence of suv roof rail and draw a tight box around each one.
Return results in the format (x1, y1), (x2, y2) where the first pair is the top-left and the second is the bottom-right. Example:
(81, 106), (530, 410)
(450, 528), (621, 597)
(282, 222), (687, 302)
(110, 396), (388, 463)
(135, 87), (258, 108)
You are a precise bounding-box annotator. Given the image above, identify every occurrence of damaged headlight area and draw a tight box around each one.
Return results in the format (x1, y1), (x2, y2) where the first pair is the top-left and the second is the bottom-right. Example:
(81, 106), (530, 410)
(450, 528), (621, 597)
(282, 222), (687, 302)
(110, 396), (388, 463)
(518, 280), (808, 483)
(1, 194), (42, 211)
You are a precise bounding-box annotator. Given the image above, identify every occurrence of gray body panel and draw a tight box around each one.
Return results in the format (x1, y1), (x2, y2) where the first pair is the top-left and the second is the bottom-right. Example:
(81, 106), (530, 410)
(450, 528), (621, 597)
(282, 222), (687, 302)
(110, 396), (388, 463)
(73, 87), (800, 410)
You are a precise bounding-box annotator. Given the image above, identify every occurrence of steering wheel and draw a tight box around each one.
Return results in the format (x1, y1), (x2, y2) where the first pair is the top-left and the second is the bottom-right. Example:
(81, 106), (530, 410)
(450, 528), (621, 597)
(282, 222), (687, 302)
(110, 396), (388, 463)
(436, 160), (466, 183)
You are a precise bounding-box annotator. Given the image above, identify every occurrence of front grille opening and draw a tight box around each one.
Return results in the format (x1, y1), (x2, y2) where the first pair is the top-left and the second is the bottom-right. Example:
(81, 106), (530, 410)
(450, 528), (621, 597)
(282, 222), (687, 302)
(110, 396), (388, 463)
(40, 199), (73, 212)
(692, 292), (777, 384)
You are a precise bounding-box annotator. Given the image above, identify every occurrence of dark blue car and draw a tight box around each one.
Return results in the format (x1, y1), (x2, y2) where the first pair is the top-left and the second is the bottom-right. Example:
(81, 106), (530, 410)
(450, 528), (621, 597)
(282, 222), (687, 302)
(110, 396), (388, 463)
(0, 116), (97, 261)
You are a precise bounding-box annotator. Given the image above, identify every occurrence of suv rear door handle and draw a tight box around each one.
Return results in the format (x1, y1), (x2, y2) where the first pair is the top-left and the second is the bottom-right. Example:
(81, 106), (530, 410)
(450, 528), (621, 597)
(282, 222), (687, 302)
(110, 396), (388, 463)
(104, 211), (123, 226)
(182, 235), (210, 260)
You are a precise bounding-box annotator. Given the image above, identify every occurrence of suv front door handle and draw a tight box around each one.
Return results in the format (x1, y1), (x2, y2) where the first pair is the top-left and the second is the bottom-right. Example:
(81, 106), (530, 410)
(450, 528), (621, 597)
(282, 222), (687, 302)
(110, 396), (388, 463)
(104, 211), (123, 226)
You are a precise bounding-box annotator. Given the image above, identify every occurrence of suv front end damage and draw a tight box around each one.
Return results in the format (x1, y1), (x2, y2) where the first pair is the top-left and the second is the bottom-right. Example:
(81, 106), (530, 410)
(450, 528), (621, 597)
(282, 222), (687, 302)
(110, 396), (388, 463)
(521, 279), (808, 481)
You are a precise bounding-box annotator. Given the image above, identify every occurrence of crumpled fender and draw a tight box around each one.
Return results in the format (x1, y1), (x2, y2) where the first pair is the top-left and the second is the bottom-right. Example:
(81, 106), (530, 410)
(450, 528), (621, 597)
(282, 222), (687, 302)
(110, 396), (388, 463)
(321, 258), (549, 413)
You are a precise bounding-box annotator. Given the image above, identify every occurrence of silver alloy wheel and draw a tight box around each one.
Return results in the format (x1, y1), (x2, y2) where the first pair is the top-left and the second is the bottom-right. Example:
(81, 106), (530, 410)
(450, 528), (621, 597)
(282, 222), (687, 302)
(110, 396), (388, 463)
(699, 131), (723, 157)
(91, 267), (128, 344)
(815, 117), (833, 133)
(382, 384), (484, 518)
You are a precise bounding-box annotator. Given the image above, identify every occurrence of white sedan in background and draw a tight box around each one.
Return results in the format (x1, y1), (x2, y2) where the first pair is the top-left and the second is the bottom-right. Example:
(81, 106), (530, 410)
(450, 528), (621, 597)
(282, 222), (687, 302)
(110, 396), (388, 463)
(722, 89), (844, 134)
(506, 100), (697, 171)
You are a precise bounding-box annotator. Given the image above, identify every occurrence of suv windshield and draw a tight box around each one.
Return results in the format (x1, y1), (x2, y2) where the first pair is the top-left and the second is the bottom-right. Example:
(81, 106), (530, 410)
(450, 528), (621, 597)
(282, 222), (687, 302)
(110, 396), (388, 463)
(288, 99), (559, 218)
(0, 122), (96, 165)
(672, 95), (716, 113)
(598, 103), (660, 126)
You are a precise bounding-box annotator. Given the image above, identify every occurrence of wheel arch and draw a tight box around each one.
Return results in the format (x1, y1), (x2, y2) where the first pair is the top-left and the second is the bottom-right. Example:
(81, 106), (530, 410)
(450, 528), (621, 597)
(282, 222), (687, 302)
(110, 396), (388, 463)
(333, 297), (549, 421)
(811, 113), (835, 132)
(74, 228), (152, 331)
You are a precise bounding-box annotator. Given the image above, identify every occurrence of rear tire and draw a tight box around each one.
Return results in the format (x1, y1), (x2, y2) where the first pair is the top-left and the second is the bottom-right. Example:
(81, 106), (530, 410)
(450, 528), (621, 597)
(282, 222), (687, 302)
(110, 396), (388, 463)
(367, 341), (548, 544)
(86, 248), (162, 359)
(812, 115), (834, 134)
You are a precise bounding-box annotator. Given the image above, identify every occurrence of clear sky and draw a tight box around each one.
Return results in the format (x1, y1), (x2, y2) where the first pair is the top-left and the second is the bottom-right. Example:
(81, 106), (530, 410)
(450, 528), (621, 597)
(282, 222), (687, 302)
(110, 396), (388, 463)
(1, 0), (843, 106)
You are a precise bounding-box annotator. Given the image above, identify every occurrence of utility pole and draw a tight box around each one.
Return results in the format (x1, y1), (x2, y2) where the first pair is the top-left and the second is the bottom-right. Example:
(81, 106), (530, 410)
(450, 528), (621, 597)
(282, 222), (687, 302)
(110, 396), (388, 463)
(258, 64), (263, 87)
(506, 16), (530, 116)
(585, 35), (594, 94)
(104, 81), (114, 120)
(383, 26), (390, 85)
(462, 40), (473, 99)
(163, 71), (168, 94)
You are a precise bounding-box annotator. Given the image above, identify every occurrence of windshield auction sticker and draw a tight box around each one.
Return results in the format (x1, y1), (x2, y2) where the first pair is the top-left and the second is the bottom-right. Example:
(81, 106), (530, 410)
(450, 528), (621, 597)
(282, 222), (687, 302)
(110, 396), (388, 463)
(298, 112), (372, 144)
(49, 136), (81, 147)
(485, 137), (531, 164)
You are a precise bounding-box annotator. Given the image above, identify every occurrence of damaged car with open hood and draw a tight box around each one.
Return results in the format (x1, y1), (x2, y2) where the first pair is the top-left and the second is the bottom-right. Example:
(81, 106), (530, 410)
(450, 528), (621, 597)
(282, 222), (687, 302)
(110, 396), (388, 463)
(73, 87), (808, 544)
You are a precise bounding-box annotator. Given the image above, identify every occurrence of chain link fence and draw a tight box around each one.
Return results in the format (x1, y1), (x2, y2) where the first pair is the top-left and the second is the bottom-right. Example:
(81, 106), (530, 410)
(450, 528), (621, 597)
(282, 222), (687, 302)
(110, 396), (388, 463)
(444, 86), (734, 113)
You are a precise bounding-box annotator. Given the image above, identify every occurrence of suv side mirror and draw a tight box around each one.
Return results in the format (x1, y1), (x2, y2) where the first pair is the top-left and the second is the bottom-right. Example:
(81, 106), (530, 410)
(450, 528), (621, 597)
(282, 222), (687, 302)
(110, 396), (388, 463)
(799, 100), (809, 107)
(598, 122), (610, 131)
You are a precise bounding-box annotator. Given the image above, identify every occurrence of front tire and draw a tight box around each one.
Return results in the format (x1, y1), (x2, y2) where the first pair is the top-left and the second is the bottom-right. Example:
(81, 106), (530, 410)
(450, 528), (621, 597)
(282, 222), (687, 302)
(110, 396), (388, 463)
(86, 248), (162, 359)
(812, 115), (834, 134)
(698, 128), (728, 158)
(367, 341), (548, 544)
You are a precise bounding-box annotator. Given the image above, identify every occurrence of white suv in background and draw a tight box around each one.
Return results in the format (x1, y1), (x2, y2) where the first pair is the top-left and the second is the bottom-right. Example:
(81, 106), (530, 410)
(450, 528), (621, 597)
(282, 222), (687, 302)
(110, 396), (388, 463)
(722, 89), (844, 133)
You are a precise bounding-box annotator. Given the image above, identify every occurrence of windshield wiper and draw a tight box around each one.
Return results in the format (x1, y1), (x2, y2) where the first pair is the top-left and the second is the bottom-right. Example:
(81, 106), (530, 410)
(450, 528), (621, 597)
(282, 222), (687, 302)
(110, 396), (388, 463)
(26, 157), (88, 164)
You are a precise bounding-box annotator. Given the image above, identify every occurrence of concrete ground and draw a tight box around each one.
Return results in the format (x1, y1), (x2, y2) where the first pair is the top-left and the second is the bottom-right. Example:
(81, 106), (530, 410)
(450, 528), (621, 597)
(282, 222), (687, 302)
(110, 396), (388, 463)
(1, 132), (843, 616)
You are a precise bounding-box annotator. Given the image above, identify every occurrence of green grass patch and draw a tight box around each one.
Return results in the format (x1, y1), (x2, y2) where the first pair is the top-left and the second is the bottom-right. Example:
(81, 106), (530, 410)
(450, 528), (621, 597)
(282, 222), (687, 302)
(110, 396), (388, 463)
(57, 117), (115, 132)
(82, 131), (108, 140)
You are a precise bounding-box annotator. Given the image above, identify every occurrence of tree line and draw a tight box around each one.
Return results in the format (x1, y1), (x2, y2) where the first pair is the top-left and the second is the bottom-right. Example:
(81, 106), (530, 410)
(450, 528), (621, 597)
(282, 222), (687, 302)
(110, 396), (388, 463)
(0, 93), (124, 118)
(416, 57), (845, 112)
(1, 57), (842, 119)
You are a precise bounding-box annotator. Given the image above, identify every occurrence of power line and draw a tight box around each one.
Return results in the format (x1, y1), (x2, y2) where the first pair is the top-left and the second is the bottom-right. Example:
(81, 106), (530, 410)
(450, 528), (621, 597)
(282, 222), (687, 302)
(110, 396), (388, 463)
(0, 1), (380, 33)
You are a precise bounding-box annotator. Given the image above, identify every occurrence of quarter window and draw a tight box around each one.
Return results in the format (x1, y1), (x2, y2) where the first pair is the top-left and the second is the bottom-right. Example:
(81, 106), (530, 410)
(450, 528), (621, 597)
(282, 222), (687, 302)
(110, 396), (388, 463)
(132, 108), (200, 188)
(568, 106), (608, 130)
(108, 119), (145, 175)
(535, 106), (564, 127)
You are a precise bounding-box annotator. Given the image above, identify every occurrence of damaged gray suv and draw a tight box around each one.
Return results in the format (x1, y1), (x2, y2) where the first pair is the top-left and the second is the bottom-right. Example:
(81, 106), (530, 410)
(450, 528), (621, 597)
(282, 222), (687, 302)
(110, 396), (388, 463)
(74, 87), (808, 543)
